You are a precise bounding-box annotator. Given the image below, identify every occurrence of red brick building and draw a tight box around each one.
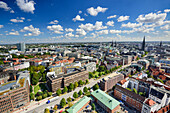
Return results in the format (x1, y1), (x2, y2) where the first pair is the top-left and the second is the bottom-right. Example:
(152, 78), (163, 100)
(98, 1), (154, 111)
(114, 85), (145, 111)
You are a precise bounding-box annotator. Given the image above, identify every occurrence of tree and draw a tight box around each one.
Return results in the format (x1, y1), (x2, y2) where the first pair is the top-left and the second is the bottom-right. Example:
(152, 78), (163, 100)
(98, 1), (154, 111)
(42, 93), (47, 99)
(133, 88), (138, 94)
(106, 70), (109, 74)
(157, 79), (164, 84)
(98, 72), (102, 77)
(91, 103), (95, 110)
(0, 60), (4, 65)
(30, 85), (33, 92)
(60, 98), (66, 108)
(78, 80), (83, 86)
(126, 88), (132, 91)
(30, 93), (35, 100)
(56, 89), (62, 96)
(85, 79), (89, 84)
(74, 82), (78, 88)
(41, 73), (46, 82)
(78, 90), (83, 96)
(136, 57), (139, 60)
(99, 66), (105, 71)
(67, 97), (72, 102)
(44, 108), (50, 113)
(37, 95), (42, 101)
(73, 92), (78, 99)
(89, 72), (94, 79)
(83, 87), (88, 93)
(69, 83), (74, 91)
(63, 86), (68, 93)
(68, 102), (73, 108)
(139, 92), (143, 96)
(142, 67), (145, 70)
(47, 92), (52, 97)
(53, 105), (58, 111)
(93, 84), (99, 91)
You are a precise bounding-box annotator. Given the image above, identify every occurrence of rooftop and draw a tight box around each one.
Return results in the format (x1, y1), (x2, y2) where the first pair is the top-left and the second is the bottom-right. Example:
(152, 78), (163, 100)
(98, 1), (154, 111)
(67, 96), (91, 113)
(91, 89), (120, 110)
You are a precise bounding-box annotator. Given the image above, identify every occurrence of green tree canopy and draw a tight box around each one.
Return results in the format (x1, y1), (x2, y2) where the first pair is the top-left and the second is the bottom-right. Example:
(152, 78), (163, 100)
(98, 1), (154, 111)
(74, 82), (78, 88)
(83, 87), (88, 93)
(67, 97), (72, 102)
(78, 80), (83, 86)
(78, 90), (83, 96)
(63, 86), (68, 93)
(56, 88), (62, 96)
(73, 92), (78, 99)
(60, 98), (66, 108)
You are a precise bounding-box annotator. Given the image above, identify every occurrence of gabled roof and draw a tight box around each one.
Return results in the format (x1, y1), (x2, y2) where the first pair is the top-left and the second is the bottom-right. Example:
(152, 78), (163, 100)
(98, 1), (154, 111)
(67, 96), (91, 113)
(91, 89), (120, 110)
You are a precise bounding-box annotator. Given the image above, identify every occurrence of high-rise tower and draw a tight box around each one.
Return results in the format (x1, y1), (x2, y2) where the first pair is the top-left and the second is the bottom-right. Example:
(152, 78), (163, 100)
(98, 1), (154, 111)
(160, 41), (162, 47)
(142, 36), (145, 51)
(115, 41), (117, 47)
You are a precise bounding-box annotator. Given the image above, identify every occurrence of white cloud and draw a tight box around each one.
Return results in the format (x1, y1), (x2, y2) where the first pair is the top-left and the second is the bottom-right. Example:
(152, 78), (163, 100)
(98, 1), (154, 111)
(10, 19), (24, 23)
(76, 28), (87, 36)
(133, 26), (154, 33)
(21, 17), (25, 20)
(47, 25), (63, 34)
(65, 32), (74, 37)
(79, 21), (107, 31)
(0, 1), (14, 13)
(52, 35), (63, 39)
(16, 0), (35, 14)
(117, 16), (130, 22)
(107, 15), (117, 19)
(160, 24), (170, 30)
(110, 30), (122, 34)
(8, 31), (19, 35)
(157, 11), (161, 13)
(10, 10), (14, 13)
(79, 11), (82, 14)
(0, 25), (4, 28)
(72, 15), (85, 22)
(121, 22), (142, 28)
(22, 25), (41, 36)
(164, 9), (170, 13)
(96, 30), (109, 35)
(106, 21), (114, 26)
(65, 28), (74, 32)
(49, 20), (58, 24)
(136, 12), (167, 23)
(87, 6), (108, 16)
(10, 17), (26, 23)
(27, 19), (31, 21)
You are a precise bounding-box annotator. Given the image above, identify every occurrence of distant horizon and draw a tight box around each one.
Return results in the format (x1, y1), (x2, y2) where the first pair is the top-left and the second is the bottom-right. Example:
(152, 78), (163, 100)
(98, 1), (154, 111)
(0, 40), (170, 46)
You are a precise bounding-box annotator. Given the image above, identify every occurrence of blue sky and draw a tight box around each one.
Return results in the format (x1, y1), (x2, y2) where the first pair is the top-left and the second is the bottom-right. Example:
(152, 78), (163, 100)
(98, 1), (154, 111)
(0, 0), (170, 44)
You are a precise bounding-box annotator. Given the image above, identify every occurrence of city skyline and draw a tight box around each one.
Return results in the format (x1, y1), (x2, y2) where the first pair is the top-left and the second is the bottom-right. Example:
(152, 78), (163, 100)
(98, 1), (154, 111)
(0, 0), (170, 44)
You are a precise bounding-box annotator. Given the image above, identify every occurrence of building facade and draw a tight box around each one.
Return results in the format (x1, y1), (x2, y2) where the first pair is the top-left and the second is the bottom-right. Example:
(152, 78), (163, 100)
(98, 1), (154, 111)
(47, 69), (89, 92)
(100, 72), (124, 91)
(0, 71), (30, 113)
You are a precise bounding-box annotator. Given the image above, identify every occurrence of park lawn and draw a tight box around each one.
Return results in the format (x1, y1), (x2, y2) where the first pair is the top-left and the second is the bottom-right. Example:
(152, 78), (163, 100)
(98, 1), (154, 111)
(34, 85), (40, 94)
(34, 83), (47, 95)
(93, 71), (105, 78)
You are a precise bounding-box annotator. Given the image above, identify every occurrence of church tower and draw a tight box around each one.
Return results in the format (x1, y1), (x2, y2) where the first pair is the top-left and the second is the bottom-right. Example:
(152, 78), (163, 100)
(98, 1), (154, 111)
(142, 36), (145, 51)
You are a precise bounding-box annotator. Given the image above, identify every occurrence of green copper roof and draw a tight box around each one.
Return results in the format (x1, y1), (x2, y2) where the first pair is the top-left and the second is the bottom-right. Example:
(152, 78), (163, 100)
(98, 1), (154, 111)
(91, 89), (120, 110)
(67, 96), (91, 113)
